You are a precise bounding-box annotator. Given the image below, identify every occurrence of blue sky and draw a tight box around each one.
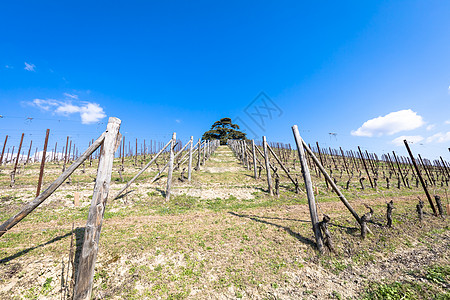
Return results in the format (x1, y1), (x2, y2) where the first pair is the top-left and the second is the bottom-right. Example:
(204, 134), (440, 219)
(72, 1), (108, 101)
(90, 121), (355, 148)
(0, 1), (449, 160)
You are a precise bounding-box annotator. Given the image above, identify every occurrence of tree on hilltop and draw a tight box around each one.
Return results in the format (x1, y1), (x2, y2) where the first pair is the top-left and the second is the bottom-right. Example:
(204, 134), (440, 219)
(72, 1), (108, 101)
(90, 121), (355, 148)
(202, 118), (246, 145)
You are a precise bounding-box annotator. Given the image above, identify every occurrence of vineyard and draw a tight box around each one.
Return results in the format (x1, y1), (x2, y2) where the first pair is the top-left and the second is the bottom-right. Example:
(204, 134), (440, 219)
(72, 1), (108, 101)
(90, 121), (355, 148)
(0, 117), (449, 299)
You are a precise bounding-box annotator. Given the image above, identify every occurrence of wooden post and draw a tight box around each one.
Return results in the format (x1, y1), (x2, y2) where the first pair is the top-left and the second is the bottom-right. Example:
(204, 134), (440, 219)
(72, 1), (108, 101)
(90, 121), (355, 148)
(36, 129), (50, 197)
(196, 139), (201, 170)
(292, 126), (324, 253)
(0, 135), (7, 165)
(0, 132), (106, 237)
(12, 133), (24, 176)
(188, 136), (193, 182)
(358, 146), (374, 188)
(68, 140), (72, 163)
(252, 140), (257, 179)
(135, 138), (138, 165)
(121, 136), (125, 166)
(165, 132), (176, 201)
(403, 140), (437, 216)
(26, 140), (32, 165)
(73, 117), (121, 300)
(63, 136), (69, 171)
(263, 136), (273, 196)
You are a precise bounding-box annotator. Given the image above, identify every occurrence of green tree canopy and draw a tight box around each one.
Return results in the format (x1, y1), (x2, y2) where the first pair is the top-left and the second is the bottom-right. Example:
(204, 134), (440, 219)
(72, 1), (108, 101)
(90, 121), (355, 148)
(202, 118), (246, 145)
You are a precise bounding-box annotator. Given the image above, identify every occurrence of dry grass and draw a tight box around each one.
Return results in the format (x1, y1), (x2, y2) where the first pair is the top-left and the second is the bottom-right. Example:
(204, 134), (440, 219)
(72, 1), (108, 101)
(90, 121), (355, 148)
(0, 146), (449, 299)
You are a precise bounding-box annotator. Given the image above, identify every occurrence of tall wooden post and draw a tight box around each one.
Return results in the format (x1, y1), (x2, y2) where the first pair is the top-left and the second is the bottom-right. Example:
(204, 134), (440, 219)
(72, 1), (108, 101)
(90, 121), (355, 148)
(165, 132), (176, 201)
(188, 136), (193, 182)
(202, 140), (206, 165)
(0, 135), (7, 165)
(263, 136), (273, 195)
(12, 133), (24, 175)
(392, 151), (407, 187)
(292, 126), (324, 253)
(63, 136), (69, 171)
(26, 140), (32, 165)
(252, 140), (257, 179)
(358, 146), (374, 188)
(135, 138), (138, 165)
(197, 139), (201, 170)
(403, 140), (437, 215)
(73, 117), (121, 300)
(36, 130), (50, 197)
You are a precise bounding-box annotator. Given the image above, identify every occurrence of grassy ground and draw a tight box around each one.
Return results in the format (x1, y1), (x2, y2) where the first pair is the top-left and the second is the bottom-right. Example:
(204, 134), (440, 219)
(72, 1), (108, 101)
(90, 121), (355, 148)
(0, 146), (449, 299)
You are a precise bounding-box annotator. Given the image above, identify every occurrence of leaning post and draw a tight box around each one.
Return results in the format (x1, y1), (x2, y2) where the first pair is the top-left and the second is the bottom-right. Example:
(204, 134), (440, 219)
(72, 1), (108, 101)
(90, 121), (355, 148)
(292, 125), (324, 253)
(403, 139), (437, 216)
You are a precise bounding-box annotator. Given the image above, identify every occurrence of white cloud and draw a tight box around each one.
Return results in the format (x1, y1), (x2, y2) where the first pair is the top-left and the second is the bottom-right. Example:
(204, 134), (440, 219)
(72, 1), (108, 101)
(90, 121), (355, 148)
(351, 109), (425, 137)
(24, 62), (36, 71)
(426, 132), (450, 143)
(445, 120), (450, 125)
(32, 99), (59, 111)
(5, 65), (13, 69)
(175, 119), (181, 123)
(28, 95), (106, 124)
(55, 102), (106, 124)
(391, 135), (424, 146)
(426, 124), (435, 131)
(63, 93), (78, 99)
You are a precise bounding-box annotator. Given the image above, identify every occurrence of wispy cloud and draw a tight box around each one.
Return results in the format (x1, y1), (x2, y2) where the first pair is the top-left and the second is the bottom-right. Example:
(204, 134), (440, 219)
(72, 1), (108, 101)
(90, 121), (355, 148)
(32, 99), (60, 111)
(28, 96), (106, 124)
(391, 135), (424, 146)
(5, 65), (13, 69)
(24, 62), (36, 71)
(445, 120), (450, 125)
(426, 132), (450, 143)
(63, 93), (78, 99)
(426, 124), (435, 131)
(175, 119), (181, 123)
(351, 109), (425, 137)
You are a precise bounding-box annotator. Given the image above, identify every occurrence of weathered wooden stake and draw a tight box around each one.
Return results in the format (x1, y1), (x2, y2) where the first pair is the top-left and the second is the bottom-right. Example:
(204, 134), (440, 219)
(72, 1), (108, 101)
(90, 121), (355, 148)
(196, 139), (201, 170)
(165, 132), (176, 201)
(188, 136), (193, 182)
(262, 136), (273, 196)
(26, 140), (32, 165)
(11, 133), (24, 187)
(403, 140), (437, 216)
(73, 117), (121, 300)
(292, 125), (324, 253)
(0, 135), (7, 165)
(252, 140), (257, 179)
(36, 129), (50, 197)
(358, 146), (373, 188)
